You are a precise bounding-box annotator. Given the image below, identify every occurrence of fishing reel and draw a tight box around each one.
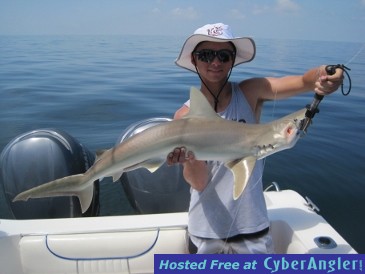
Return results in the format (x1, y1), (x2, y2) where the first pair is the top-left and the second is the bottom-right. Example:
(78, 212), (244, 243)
(300, 64), (352, 132)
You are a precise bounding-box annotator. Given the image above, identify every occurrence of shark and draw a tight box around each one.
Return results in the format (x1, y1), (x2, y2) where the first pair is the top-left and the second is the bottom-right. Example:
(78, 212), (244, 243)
(13, 87), (307, 213)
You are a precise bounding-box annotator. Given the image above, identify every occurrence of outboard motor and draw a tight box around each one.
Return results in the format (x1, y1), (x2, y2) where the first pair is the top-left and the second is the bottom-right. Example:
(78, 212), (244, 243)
(0, 129), (99, 219)
(117, 118), (190, 214)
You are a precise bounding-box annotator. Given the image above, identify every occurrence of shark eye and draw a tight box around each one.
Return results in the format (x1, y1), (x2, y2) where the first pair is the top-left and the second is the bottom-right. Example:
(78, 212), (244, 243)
(286, 127), (293, 135)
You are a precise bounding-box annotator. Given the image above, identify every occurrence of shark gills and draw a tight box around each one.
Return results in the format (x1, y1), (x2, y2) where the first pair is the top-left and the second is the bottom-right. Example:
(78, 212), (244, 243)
(13, 87), (307, 213)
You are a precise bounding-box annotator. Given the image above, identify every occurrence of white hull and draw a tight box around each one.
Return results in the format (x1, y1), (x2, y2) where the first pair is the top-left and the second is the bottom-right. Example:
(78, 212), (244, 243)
(0, 189), (356, 274)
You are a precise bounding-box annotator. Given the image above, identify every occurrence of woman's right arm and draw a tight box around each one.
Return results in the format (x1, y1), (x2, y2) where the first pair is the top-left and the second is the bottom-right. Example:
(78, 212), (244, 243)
(166, 105), (209, 192)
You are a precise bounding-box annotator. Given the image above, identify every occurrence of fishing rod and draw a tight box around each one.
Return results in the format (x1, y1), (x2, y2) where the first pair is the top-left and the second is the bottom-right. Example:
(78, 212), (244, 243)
(300, 64), (352, 132)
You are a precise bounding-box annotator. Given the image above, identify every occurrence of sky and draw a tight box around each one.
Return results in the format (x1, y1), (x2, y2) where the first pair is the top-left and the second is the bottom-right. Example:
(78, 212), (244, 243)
(0, 0), (364, 42)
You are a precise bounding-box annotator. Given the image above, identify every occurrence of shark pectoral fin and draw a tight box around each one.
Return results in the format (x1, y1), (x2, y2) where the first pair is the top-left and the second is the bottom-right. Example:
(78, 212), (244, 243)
(125, 158), (165, 174)
(142, 158), (165, 173)
(112, 173), (123, 182)
(76, 183), (94, 213)
(225, 156), (257, 200)
(110, 159), (165, 182)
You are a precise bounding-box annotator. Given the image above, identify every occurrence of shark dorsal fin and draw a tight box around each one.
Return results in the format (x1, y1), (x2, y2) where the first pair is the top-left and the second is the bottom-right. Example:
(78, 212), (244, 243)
(95, 149), (108, 163)
(185, 87), (221, 119)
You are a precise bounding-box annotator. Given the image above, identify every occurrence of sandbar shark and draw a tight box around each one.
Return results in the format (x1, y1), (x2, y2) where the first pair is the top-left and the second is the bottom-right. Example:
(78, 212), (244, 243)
(13, 87), (307, 213)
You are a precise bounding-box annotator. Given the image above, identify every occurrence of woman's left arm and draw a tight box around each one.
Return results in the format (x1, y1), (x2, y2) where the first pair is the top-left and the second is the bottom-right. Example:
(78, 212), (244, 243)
(263, 65), (344, 100)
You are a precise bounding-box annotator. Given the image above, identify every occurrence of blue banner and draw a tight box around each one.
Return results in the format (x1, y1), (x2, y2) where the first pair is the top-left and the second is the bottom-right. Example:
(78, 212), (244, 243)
(155, 254), (364, 273)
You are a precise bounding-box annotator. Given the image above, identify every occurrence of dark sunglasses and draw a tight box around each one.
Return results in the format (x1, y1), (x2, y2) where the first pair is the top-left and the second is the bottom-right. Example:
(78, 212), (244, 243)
(193, 49), (236, 63)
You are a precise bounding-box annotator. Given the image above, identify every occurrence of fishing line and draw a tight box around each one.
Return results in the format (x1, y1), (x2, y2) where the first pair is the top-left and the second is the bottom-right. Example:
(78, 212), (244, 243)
(326, 43), (365, 96)
(301, 45), (359, 132)
(201, 44), (362, 252)
(221, 44), (361, 249)
(336, 43), (365, 96)
(269, 88), (279, 120)
(345, 43), (365, 66)
(219, 172), (264, 253)
(220, 84), (278, 249)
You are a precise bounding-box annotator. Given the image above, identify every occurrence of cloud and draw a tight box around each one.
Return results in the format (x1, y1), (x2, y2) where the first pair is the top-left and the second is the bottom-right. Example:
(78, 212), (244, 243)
(250, 1), (297, 15)
(275, 0), (300, 12)
(229, 9), (246, 20)
(151, 7), (161, 14)
(252, 4), (270, 15)
(171, 7), (198, 19)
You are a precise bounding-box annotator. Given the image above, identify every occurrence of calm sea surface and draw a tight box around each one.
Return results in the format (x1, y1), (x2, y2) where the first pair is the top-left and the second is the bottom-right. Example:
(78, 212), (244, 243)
(0, 35), (364, 252)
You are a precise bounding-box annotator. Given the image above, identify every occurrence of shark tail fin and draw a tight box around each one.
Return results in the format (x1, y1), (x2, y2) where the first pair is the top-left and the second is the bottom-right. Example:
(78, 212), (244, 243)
(12, 174), (94, 214)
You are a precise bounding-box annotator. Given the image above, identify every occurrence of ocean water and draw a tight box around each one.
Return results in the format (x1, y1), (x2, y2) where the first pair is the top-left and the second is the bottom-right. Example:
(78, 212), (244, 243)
(0, 35), (364, 252)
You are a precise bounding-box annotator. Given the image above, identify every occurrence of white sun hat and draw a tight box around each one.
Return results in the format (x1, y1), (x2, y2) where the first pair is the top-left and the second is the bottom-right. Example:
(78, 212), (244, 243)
(175, 23), (256, 73)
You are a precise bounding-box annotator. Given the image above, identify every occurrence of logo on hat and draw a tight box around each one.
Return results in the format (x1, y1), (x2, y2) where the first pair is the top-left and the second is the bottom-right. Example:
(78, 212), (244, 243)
(207, 25), (224, 37)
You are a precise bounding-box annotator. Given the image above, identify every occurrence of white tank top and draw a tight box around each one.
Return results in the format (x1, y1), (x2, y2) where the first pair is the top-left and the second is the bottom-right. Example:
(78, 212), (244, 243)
(186, 82), (269, 239)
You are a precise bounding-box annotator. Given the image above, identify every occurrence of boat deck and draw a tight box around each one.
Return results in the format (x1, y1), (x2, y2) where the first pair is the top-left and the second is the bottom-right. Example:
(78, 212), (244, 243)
(0, 190), (356, 274)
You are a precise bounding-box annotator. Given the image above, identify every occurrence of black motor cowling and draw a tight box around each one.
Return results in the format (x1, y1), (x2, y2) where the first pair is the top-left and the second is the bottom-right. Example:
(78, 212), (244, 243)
(0, 129), (99, 219)
(117, 118), (190, 214)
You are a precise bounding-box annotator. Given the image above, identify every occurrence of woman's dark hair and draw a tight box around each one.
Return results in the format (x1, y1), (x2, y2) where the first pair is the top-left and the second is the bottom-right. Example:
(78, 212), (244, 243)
(192, 41), (237, 54)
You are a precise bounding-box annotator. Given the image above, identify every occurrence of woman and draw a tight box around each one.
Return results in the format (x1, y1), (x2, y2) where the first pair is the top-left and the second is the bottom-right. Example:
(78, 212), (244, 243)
(167, 23), (343, 254)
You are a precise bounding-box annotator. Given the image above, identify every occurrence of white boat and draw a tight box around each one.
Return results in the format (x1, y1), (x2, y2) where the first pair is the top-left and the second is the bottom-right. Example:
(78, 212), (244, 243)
(0, 186), (356, 274)
(0, 120), (356, 274)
